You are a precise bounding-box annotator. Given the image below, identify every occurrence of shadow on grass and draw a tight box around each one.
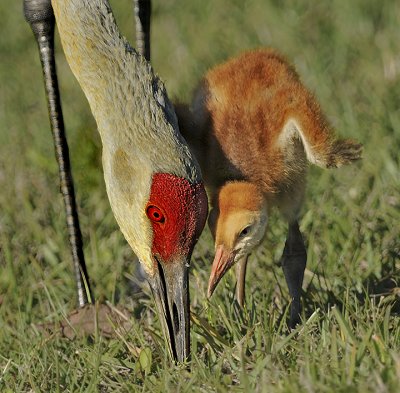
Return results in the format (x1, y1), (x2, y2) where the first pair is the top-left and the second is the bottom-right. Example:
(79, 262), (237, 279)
(302, 262), (400, 323)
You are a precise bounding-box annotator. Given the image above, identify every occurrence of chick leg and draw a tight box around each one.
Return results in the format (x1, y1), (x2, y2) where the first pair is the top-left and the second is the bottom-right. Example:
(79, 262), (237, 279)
(281, 221), (306, 328)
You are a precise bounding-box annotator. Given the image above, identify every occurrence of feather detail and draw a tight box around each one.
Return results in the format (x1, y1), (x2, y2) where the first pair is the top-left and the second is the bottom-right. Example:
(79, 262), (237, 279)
(52, 0), (200, 182)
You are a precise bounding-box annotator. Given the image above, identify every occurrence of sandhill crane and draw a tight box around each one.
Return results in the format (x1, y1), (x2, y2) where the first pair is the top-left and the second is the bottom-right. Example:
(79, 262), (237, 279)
(177, 49), (362, 327)
(25, 0), (208, 362)
(23, 0), (151, 326)
(24, 0), (93, 308)
(23, 0), (151, 309)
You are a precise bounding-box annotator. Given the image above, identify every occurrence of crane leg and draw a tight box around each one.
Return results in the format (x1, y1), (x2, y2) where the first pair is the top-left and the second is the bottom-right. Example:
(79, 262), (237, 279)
(23, 0), (92, 308)
(280, 221), (306, 328)
(133, 0), (152, 61)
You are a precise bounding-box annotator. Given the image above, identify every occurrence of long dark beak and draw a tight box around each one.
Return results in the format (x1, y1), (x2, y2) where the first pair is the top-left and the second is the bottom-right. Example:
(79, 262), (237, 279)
(148, 257), (190, 362)
(207, 245), (236, 298)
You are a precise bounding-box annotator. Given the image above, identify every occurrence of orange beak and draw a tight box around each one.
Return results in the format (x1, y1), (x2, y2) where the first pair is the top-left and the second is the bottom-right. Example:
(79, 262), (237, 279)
(207, 245), (237, 298)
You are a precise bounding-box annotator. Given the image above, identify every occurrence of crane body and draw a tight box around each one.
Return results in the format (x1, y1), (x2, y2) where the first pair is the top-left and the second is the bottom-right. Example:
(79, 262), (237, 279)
(51, 0), (208, 361)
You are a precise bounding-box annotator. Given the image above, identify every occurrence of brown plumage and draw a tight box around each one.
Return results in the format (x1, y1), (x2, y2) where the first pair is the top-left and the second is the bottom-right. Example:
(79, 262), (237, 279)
(177, 48), (362, 327)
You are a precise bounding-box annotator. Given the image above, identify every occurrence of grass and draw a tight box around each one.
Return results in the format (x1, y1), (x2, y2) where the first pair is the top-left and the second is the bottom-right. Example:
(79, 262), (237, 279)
(0, 0), (399, 391)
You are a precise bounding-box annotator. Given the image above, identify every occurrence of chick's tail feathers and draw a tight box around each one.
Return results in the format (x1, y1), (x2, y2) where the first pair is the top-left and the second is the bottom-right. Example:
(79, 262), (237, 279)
(279, 100), (363, 169)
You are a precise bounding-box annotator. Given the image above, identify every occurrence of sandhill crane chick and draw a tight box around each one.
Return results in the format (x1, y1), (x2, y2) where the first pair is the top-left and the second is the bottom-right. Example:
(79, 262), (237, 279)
(177, 49), (362, 327)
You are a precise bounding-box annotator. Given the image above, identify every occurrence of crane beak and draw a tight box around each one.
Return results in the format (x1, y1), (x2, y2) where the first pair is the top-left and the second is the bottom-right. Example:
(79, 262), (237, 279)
(207, 245), (236, 298)
(147, 256), (190, 363)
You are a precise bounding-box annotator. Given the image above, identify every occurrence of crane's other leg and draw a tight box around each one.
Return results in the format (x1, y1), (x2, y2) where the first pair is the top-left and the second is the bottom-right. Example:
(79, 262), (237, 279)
(24, 0), (92, 308)
(281, 221), (307, 328)
(133, 0), (151, 61)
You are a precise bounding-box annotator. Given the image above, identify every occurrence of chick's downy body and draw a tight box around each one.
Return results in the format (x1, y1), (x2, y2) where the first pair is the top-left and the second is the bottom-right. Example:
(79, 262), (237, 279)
(177, 48), (362, 326)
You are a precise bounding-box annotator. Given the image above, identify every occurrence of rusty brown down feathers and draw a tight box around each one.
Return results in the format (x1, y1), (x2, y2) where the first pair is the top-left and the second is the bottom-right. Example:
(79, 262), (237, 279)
(177, 48), (362, 200)
(176, 48), (362, 312)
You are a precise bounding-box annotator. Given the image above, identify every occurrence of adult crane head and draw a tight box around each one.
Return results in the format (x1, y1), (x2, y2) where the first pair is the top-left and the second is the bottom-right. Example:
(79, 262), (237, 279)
(51, 0), (208, 361)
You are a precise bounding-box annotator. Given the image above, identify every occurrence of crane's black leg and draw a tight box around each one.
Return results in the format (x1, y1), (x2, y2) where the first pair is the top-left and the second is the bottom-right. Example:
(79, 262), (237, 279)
(134, 0), (151, 61)
(281, 221), (307, 328)
(24, 0), (92, 308)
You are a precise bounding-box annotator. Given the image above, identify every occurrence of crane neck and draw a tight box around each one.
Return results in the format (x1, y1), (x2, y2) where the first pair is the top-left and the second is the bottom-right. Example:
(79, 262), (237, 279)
(51, 0), (200, 182)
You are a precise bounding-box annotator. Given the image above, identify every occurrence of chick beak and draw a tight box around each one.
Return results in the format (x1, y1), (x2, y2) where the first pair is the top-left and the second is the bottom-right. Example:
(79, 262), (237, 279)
(147, 256), (190, 363)
(235, 256), (249, 307)
(207, 244), (236, 298)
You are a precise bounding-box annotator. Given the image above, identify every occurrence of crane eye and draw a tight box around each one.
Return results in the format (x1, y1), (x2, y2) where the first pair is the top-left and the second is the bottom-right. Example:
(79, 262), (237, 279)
(146, 205), (165, 223)
(239, 225), (251, 238)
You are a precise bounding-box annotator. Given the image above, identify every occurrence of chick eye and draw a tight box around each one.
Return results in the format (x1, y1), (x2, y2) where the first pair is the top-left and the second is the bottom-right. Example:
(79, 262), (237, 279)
(239, 225), (251, 238)
(146, 205), (165, 223)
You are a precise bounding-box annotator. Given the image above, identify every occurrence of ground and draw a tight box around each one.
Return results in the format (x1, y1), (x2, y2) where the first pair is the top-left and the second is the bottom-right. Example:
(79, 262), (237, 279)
(0, 0), (399, 392)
